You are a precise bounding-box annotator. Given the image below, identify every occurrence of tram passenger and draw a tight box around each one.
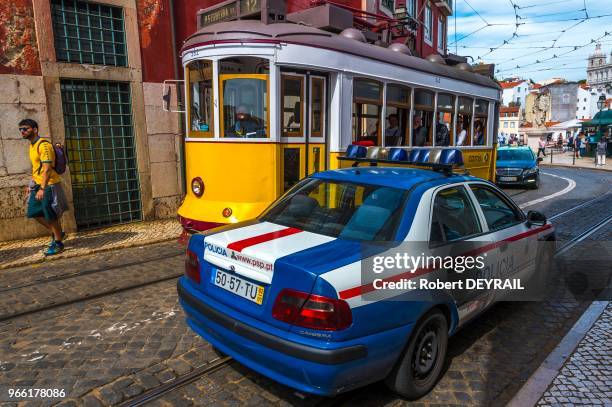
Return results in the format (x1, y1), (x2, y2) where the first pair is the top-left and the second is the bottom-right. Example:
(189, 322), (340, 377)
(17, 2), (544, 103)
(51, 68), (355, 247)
(456, 118), (468, 146)
(385, 114), (402, 146)
(435, 118), (450, 146)
(413, 116), (428, 147)
(233, 105), (264, 138)
(474, 121), (484, 146)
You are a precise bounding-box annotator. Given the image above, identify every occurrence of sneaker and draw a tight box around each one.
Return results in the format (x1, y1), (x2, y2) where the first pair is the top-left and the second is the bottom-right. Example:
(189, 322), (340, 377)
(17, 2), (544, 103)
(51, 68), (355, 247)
(48, 231), (66, 247)
(44, 240), (64, 256)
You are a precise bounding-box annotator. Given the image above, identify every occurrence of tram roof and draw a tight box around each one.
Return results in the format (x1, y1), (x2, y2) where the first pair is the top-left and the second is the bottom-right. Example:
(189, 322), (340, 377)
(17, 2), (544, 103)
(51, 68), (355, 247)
(182, 21), (501, 92)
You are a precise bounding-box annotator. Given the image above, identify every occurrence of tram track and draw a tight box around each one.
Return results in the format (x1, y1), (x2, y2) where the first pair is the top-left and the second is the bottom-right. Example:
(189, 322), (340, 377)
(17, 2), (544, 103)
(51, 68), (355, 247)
(115, 198), (612, 407)
(0, 251), (183, 293)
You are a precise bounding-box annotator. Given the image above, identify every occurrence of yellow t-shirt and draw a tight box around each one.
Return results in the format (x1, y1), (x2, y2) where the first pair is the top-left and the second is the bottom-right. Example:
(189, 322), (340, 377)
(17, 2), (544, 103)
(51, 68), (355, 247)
(29, 138), (61, 186)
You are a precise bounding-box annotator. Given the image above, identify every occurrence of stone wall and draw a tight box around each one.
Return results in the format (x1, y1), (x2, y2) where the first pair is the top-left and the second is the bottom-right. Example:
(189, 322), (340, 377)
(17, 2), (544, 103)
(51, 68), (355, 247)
(143, 82), (183, 220)
(0, 74), (73, 240)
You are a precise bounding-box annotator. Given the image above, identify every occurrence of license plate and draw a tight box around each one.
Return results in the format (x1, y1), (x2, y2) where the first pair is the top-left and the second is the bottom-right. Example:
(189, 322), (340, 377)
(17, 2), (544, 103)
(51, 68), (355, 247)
(499, 176), (517, 182)
(212, 269), (265, 305)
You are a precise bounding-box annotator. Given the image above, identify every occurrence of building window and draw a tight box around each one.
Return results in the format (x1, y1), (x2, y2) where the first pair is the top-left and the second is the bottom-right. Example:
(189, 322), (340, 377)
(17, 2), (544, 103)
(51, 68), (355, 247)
(51, 0), (127, 66)
(60, 79), (141, 228)
(510, 122), (515, 128)
(424, 2), (433, 44)
(406, 0), (416, 17)
(437, 17), (445, 52)
(503, 122), (508, 128)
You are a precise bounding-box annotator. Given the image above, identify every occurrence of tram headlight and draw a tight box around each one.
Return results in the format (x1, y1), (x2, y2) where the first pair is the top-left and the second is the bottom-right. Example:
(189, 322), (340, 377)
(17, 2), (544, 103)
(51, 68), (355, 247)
(222, 207), (233, 218)
(191, 177), (204, 197)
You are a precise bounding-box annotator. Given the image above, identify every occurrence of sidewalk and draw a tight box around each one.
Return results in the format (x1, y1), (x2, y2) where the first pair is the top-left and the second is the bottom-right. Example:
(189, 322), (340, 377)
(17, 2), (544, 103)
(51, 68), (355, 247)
(539, 150), (612, 171)
(509, 301), (611, 407)
(0, 219), (183, 270)
(536, 302), (611, 406)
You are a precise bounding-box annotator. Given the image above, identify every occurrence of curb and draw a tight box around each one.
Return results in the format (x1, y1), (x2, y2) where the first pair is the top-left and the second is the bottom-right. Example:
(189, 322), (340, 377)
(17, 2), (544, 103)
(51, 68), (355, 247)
(540, 162), (612, 172)
(0, 235), (180, 271)
(506, 300), (609, 407)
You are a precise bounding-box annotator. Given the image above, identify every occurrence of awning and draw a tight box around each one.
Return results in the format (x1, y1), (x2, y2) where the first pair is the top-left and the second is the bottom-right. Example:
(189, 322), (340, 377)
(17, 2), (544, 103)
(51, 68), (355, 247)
(582, 110), (612, 126)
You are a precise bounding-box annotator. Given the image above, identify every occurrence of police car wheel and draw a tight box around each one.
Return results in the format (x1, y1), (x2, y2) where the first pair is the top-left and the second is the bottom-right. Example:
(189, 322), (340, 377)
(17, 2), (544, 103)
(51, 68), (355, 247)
(385, 309), (448, 400)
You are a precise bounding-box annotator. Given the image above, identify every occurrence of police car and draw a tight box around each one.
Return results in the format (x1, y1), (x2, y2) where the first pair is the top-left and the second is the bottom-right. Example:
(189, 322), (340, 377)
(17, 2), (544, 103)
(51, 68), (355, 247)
(495, 146), (542, 188)
(178, 148), (555, 399)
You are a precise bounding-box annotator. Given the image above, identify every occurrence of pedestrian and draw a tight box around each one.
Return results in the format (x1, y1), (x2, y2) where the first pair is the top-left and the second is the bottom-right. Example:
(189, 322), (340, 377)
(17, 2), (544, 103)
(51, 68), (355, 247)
(20, 119), (68, 255)
(580, 134), (587, 157)
(537, 136), (547, 157)
(567, 134), (573, 152)
(596, 133), (608, 167)
(574, 133), (582, 158)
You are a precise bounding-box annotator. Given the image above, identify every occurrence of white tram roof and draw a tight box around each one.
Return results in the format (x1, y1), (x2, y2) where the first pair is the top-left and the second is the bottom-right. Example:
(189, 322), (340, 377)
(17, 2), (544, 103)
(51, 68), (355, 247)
(181, 21), (501, 92)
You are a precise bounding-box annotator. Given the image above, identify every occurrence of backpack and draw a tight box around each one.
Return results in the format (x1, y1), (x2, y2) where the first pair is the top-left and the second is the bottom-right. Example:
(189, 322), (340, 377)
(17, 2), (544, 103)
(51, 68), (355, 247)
(37, 139), (68, 175)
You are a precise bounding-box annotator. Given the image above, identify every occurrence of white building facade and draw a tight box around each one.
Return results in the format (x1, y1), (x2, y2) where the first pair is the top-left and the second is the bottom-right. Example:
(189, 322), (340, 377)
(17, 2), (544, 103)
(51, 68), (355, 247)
(501, 80), (530, 109)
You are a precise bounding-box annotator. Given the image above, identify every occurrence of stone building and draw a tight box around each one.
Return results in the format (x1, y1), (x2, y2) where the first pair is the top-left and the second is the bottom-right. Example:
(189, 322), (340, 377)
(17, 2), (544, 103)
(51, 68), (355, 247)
(587, 43), (612, 93)
(0, 0), (454, 241)
(0, 0), (182, 241)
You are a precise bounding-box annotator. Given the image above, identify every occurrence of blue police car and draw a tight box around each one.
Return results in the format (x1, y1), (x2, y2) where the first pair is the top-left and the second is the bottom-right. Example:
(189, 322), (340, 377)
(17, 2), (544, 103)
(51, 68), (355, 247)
(178, 148), (554, 399)
(495, 146), (542, 188)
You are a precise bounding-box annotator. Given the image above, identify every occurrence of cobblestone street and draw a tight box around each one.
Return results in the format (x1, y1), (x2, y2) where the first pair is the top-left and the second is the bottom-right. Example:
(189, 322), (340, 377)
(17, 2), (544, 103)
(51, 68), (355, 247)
(537, 303), (611, 406)
(0, 167), (609, 406)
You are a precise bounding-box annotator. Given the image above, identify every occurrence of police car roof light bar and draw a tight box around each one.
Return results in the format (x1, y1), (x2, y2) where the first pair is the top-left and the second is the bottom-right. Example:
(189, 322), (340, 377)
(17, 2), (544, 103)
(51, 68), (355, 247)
(340, 146), (464, 176)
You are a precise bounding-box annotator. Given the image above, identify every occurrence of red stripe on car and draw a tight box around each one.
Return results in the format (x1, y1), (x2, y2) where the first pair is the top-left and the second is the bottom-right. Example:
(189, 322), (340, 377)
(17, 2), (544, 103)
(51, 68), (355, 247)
(227, 227), (303, 252)
(339, 224), (553, 300)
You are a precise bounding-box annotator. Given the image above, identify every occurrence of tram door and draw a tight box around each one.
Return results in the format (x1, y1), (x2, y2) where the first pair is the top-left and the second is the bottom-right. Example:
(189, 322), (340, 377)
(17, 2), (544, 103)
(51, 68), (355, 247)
(280, 73), (327, 193)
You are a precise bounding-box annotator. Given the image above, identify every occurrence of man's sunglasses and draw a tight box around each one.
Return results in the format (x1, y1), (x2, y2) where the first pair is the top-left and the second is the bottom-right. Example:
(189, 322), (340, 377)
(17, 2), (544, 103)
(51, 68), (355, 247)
(19, 127), (31, 132)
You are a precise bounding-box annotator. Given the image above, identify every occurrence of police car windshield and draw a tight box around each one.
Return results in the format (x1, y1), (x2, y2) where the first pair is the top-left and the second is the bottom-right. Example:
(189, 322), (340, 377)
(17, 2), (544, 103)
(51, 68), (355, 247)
(497, 149), (534, 161)
(260, 179), (407, 241)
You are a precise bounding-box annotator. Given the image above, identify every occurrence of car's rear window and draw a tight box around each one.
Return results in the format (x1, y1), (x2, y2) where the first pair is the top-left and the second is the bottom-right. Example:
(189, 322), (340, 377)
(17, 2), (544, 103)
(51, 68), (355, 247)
(260, 179), (408, 241)
(497, 149), (534, 161)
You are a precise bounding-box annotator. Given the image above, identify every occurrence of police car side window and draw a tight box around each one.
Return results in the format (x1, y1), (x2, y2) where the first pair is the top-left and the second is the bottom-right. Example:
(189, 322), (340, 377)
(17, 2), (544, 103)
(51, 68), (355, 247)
(430, 186), (482, 244)
(469, 185), (521, 231)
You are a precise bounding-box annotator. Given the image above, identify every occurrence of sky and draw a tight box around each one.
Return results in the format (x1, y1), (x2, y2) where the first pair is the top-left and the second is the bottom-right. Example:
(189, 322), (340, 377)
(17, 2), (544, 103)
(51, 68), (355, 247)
(449, 0), (612, 83)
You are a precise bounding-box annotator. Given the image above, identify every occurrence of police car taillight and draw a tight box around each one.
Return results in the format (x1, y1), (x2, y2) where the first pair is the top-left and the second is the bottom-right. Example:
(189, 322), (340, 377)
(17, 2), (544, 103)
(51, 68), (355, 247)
(185, 250), (201, 284)
(272, 289), (352, 331)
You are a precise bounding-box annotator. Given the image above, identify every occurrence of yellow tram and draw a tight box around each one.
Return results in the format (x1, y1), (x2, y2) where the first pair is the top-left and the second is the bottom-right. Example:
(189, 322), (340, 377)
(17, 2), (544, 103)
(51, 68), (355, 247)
(176, 19), (501, 232)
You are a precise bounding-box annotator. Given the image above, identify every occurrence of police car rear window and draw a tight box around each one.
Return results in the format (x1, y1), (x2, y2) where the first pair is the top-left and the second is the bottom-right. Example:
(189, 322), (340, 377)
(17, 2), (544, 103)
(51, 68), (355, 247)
(260, 179), (408, 241)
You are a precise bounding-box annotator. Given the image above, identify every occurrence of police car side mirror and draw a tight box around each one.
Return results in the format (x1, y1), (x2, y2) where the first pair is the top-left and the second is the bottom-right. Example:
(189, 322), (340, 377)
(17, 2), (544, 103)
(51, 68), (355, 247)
(527, 210), (546, 227)
(537, 157), (544, 162)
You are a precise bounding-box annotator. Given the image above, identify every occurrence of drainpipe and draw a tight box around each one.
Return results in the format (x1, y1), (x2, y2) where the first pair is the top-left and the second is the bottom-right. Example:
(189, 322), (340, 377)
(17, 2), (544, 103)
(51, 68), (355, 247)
(169, 0), (186, 195)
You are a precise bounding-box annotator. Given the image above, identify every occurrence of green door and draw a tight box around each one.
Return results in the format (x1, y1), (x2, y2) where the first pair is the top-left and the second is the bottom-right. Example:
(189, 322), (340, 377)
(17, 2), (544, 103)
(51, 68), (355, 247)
(60, 79), (141, 229)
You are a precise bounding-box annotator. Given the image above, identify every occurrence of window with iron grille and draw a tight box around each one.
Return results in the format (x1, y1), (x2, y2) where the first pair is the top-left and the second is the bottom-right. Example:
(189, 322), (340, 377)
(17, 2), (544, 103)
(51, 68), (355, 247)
(60, 79), (141, 229)
(51, 0), (127, 66)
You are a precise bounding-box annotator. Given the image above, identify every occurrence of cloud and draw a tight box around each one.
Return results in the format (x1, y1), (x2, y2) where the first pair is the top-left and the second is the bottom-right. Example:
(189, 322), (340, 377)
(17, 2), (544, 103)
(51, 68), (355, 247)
(449, 0), (612, 81)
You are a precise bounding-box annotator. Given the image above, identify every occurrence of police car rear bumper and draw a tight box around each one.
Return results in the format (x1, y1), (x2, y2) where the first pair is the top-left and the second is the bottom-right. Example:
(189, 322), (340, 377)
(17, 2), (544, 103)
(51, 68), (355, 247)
(177, 278), (407, 396)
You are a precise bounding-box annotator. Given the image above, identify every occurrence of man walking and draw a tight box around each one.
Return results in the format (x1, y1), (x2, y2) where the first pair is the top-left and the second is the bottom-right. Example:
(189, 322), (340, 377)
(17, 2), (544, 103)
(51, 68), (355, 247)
(20, 119), (68, 255)
(537, 136), (547, 157)
(596, 132), (608, 167)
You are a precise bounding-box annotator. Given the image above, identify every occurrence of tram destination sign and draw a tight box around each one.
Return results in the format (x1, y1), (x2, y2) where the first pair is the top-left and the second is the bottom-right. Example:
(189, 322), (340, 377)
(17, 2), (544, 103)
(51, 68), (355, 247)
(197, 0), (285, 29)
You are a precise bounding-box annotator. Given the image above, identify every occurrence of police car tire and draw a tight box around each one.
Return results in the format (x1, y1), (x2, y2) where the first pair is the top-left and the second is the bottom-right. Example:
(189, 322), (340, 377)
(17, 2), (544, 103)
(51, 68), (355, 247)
(384, 309), (448, 400)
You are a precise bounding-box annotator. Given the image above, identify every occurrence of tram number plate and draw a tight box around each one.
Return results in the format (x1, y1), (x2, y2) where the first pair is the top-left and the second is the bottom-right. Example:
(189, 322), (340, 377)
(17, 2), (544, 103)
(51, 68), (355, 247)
(213, 269), (265, 305)
(499, 176), (517, 182)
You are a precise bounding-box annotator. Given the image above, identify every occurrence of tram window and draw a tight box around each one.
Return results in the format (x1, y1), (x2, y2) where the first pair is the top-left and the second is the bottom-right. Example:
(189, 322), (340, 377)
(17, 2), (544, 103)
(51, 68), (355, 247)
(220, 56), (269, 74)
(187, 60), (213, 137)
(435, 93), (455, 147)
(281, 75), (304, 137)
(311, 77), (325, 139)
(413, 89), (434, 146)
(220, 76), (268, 138)
(456, 97), (473, 146)
(474, 99), (489, 146)
(353, 79), (382, 145)
(385, 84), (411, 146)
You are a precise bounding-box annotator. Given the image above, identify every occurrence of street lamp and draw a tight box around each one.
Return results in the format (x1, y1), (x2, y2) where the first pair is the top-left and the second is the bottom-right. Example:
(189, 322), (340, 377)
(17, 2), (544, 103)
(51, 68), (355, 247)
(597, 95), (606, 111)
